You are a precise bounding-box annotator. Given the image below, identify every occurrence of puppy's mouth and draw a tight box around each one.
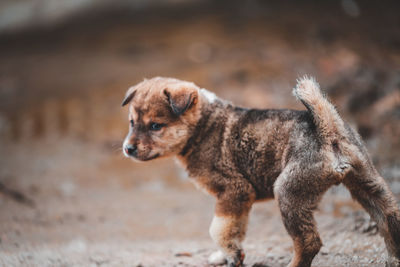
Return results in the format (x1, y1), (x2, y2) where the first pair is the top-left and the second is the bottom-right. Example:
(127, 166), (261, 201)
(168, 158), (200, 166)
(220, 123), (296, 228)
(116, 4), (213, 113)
(141, 153), (160, 161)
(129, 153), (160, 162)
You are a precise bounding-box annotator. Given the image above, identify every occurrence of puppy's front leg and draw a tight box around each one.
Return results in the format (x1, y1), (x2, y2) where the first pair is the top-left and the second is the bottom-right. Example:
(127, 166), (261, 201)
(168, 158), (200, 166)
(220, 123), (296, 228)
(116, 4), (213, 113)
(208, 183), (255, 267)
(209, 214), (248, 266)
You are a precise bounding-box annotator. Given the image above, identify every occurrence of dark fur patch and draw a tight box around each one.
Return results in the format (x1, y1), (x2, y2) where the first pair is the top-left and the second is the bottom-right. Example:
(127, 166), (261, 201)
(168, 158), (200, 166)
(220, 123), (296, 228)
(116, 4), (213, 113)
(121, 89), (136, 106)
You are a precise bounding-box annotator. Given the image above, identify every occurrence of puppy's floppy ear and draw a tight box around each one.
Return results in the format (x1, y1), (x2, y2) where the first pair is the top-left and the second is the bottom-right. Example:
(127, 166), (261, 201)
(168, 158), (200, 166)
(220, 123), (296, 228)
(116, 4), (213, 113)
(121, 86), (137, 107)
(164, 87), (198, 116)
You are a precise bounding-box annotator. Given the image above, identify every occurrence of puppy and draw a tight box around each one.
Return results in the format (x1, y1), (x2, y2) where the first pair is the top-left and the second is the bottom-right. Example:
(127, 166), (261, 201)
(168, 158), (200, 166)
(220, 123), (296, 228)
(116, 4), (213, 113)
(121, 77), (400, 267)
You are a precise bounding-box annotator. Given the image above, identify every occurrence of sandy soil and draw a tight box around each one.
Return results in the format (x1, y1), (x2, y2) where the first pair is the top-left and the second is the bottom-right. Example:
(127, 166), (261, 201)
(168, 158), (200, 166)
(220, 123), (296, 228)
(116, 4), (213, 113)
(0, 140), (392, 267)
(0, 141), (392, 266)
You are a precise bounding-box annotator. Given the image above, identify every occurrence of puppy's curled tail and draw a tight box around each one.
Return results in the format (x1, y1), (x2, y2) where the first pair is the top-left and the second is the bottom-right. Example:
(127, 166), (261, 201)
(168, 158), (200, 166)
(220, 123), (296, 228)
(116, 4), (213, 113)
(293, 76), (346, 142)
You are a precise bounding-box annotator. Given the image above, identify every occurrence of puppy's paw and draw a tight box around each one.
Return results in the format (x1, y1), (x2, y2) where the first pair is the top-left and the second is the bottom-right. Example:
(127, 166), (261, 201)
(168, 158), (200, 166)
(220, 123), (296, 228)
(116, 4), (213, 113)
(208, 250), (226, 266)
(227, 250), (245, 267)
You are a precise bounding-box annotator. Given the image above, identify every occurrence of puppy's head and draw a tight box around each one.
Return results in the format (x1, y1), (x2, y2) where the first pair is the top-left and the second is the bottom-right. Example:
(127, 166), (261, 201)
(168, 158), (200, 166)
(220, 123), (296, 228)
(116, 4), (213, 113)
(121, 77), (201, 161)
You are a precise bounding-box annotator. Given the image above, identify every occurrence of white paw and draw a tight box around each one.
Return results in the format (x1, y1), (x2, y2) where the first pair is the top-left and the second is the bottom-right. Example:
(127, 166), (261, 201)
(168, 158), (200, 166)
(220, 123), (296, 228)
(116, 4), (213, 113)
(208, 250), (226, 265)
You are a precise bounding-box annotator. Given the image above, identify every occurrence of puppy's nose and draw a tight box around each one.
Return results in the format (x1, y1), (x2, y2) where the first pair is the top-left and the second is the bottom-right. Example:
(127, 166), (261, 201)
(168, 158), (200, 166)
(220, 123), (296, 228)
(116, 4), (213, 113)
(125, 144), (137, 156)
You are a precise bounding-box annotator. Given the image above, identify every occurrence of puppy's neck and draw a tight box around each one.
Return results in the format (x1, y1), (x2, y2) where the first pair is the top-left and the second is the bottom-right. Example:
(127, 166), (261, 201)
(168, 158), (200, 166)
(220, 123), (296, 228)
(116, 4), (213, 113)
(176, 91), (230, 169)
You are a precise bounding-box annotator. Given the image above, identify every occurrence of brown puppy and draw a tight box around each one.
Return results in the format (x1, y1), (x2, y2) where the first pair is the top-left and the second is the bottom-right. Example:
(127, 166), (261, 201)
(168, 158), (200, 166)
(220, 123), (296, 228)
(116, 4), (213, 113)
(121, 77), (400, 267)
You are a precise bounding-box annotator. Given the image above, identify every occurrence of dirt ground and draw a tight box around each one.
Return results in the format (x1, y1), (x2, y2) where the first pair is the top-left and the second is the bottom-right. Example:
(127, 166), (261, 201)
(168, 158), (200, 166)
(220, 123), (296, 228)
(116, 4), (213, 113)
(0, 1), (399, 266)
(0, 140), (392, 266)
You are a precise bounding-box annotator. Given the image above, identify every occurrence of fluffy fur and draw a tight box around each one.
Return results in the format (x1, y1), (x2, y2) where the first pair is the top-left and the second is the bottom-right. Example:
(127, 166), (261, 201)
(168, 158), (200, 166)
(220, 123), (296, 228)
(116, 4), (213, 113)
(122, 77), (400, 267)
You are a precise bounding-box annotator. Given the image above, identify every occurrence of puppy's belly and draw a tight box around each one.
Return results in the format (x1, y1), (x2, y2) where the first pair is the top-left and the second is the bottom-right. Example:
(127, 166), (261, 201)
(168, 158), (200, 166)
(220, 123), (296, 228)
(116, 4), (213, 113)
(254, 191), (275, 201)
(191, 174), (278, 200)
(247, 173), (281, 200)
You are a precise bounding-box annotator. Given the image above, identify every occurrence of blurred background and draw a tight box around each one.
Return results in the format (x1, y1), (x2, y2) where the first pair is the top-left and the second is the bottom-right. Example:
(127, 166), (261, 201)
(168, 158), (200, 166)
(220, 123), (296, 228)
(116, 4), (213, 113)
(0, 0), (399, 266)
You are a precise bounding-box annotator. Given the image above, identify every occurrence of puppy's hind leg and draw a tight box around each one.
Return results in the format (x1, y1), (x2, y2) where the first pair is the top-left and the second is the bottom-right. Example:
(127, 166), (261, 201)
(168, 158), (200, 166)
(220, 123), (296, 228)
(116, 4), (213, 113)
(343, 170), (400, 266)
(275, 165), (333, 267)
(208, 180), (255, 267)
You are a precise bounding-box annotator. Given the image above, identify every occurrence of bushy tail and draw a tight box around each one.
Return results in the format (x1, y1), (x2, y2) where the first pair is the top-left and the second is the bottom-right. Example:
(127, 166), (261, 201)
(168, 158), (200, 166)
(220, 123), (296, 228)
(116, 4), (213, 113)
(293, 76), (346, 142)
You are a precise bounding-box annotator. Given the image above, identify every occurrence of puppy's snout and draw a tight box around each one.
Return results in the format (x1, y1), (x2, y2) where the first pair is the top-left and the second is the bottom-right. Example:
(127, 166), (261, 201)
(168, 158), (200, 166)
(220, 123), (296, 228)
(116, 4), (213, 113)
(125, 144), (137, 156)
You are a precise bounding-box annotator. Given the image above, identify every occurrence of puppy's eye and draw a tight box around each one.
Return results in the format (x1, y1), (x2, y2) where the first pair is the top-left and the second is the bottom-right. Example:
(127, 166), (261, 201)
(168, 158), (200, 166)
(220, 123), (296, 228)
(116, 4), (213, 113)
(130, 120), (134, 127)
(150, 122), (165, 131)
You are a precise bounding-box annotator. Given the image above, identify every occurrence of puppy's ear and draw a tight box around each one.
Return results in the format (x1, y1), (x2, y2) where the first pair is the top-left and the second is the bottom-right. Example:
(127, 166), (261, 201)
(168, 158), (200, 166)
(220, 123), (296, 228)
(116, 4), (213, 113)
(121, 86), (137, 107)
(164, 87), (198, 116)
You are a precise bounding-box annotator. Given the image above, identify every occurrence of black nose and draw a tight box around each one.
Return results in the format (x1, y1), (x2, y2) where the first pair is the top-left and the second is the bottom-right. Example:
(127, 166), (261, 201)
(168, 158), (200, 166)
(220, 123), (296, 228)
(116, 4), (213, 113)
(125, 144), (137, 156)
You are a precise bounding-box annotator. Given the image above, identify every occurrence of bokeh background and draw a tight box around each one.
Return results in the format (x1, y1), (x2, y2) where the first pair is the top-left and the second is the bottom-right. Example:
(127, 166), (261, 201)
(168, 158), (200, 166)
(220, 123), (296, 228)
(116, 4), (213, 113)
(0, 1), (399, 266)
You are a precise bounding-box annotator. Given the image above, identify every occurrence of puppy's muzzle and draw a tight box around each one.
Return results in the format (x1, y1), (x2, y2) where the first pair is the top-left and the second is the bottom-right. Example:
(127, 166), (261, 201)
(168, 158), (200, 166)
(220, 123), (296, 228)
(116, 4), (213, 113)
(124, 144), (137, 157)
